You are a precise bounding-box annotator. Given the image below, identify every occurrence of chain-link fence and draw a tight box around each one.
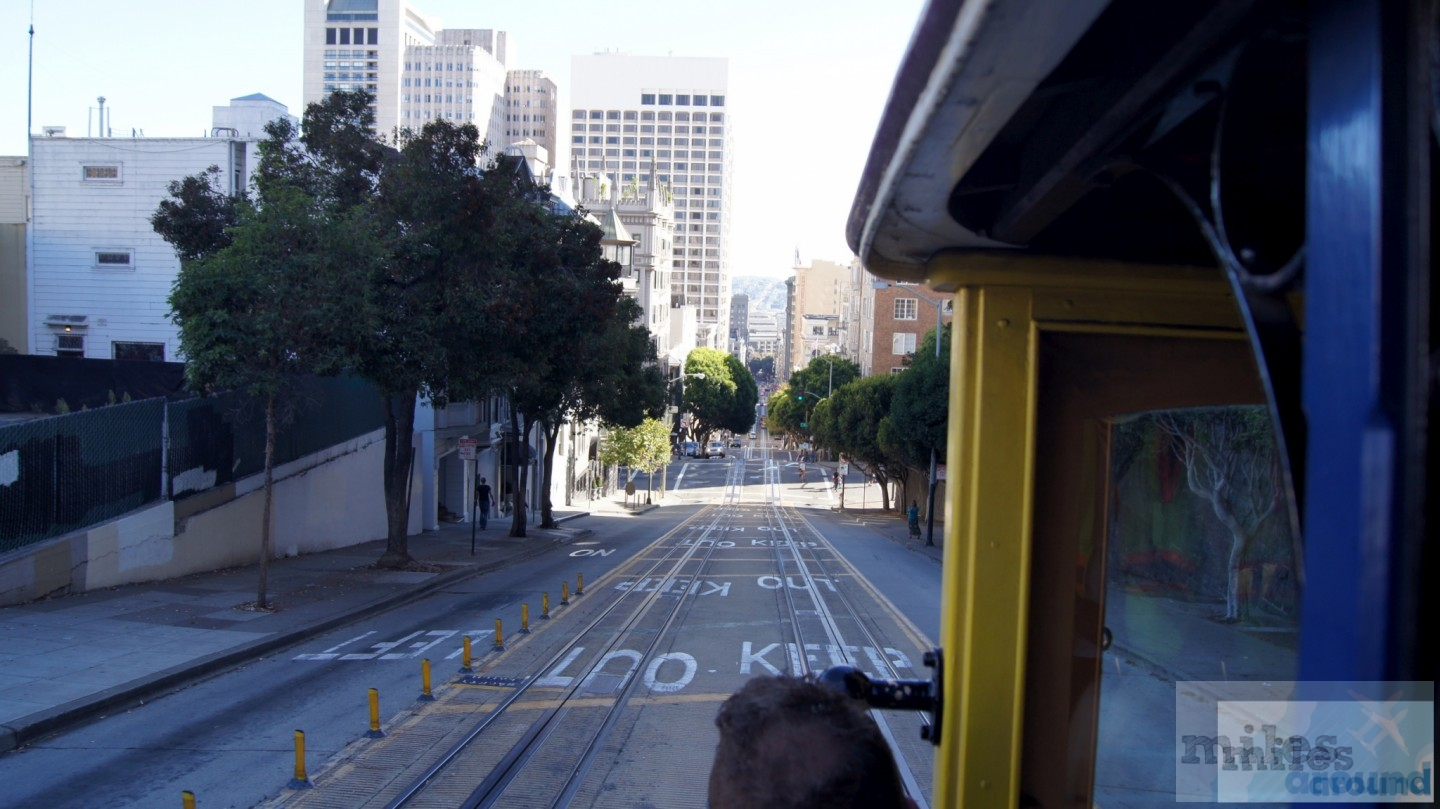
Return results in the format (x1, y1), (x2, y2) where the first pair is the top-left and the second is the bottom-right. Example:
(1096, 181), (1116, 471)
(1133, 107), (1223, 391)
(1, 399), (165, 553)
(1, 374), (385, 555)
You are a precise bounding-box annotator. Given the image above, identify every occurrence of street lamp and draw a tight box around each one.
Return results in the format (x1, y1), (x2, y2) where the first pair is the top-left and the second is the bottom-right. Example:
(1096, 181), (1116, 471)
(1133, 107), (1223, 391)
(812, 354), (839, 398)
(873, 280), (946, 547)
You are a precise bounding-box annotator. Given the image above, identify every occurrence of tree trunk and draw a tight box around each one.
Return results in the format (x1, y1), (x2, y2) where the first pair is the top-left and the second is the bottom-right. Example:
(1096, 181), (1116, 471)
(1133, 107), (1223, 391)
(508, 408), (528, 537)
(540, 419), (562, 528)
(258, 394), (276, 609)
(378, 390), (418, 568)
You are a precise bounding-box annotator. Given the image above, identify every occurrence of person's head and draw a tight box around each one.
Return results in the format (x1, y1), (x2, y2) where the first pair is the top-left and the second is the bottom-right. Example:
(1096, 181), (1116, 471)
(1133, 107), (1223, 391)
(480, 477), (487, 484)
(709, 675), (913, 809)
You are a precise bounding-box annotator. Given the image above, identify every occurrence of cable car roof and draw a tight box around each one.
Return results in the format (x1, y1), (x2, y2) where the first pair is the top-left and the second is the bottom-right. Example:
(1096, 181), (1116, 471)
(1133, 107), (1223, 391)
(848, 0), (1303, 284)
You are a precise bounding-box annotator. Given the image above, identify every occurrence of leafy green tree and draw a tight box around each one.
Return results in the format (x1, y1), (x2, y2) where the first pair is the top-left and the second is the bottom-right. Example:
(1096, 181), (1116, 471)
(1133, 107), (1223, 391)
(597, 417), (671, 501)
(362, 121), (537, 560)
(888, 323), (950, 471)
(811, 374), (907, 511)
(747, 356), (774, 380)
(722, 353), (760, 435)
(765, 385), (806, 441)
(158, 176), (373, 608)
(150, 165), (242, 261)
(790, 355), (859, 402)
(682, 347), (755, 446)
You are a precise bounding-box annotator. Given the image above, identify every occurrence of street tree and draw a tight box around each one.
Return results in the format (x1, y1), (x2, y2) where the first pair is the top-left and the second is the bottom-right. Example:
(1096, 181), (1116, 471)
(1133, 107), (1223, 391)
(811, 374), (907, 511)
(791, 355), (859, 402)
(888, 322), (950, 472)
(597, 417), (671, 501)
(531, 263), (666, 528)
(157, 173), (374, 609)
(483, 196), (633, 536)
(765, 386), (806, 443)
(354, 115), (521, 566)
(682, 348), (756, 445)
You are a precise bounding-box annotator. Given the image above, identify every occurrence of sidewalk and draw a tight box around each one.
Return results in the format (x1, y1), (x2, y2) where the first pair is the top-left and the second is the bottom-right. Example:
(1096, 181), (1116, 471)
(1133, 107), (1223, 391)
(0, 510), (599, 753)
(837, 505), (945, 565)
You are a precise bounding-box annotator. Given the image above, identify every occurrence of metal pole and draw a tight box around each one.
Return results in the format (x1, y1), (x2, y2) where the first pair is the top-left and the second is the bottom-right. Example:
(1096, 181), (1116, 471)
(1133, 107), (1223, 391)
(926, 302), (941, 547)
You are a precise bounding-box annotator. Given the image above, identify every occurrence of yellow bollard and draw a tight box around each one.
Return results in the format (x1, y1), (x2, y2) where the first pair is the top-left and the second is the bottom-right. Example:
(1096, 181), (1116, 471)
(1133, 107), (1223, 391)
(494, 618), (505, 651)
(289, 729), (312, 788)
(420, 658), (435, 701)
(460, 636), (473, 673)
(521, 603), (531, 634)
(182, 790), (197, 809)
(542, 592), (551, 619)
(577, 572), (584, 596)
(366, 689), (384, 738)
(562, 581), (570, 605)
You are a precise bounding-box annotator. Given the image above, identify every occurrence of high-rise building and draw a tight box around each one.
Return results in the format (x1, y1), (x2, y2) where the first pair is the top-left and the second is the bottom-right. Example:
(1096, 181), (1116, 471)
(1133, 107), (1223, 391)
(569, 54), (732, 349)
(303, 1), (544, 171)
(504, 69), (559, 169)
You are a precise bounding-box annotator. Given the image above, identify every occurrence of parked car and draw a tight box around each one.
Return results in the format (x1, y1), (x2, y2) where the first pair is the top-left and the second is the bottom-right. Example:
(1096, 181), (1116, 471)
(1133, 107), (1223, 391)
(749, 431), (756, 439)
(681, 441), (700, 457)
(729, 437), (742, 448)
(707, 440), (726, 458)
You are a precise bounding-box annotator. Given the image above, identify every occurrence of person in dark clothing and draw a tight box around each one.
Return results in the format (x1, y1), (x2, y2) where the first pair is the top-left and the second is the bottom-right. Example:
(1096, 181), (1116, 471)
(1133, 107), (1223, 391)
(475, 477), (496, 529)
(708, 674), (916, 809)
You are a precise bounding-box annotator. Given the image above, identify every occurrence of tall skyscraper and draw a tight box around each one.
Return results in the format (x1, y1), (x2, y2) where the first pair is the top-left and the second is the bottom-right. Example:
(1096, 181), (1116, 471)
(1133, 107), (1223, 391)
(569, 54), (732, 348)
(303, 0), (540, 169)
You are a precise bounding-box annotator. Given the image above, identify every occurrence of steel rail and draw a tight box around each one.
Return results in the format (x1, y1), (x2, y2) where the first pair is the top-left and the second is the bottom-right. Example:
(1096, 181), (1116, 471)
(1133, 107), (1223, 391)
(385, 505), (732, 809)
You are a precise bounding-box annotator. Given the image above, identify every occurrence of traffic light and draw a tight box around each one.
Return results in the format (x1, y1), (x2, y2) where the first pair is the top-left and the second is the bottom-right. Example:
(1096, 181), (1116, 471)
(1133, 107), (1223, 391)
(796, 393), (804, 402)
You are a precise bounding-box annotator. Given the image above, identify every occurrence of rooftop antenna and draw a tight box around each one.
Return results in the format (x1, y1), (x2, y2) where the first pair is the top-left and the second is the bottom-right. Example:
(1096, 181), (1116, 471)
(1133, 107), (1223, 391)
(97, 96), (106, 138)
(26, 1), (34, 141)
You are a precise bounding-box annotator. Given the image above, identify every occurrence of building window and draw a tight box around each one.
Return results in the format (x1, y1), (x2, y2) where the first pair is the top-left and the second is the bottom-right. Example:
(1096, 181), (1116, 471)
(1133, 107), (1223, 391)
(641, 93), (655, 105)
(93, 249), (134, 270)
(892, 333), (917, 354)
(55, 334), (84, 358)
(659, 94), (672, 105)
(710, 95), (725, 106)
(82, 164), (121, 182)
(694, 95), (708, 106)
(114, 342), (165, 362)
(676, 94), (690, 105)
(894, 298), (918, 320)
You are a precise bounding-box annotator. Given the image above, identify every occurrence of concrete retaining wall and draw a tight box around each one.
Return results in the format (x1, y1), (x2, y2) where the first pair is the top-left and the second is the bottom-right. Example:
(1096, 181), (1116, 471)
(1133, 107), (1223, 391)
(0, 428), (422, 607)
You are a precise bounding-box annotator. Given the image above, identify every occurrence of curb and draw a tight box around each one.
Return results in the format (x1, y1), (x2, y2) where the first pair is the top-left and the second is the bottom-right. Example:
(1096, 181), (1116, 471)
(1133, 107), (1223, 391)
(0, 531), (577, 753)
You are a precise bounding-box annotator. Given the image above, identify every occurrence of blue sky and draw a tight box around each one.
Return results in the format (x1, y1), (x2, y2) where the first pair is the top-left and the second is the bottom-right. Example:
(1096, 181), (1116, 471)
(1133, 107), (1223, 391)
(1, 0), (926, 278)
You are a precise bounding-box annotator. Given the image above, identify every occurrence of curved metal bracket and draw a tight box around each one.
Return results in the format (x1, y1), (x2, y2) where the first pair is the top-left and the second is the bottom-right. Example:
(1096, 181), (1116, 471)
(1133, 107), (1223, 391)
(819, 647), (944, 746)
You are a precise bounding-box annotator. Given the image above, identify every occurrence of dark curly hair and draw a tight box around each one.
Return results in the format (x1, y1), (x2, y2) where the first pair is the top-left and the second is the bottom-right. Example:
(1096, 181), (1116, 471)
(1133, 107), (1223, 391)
(708, 675), (912, 808)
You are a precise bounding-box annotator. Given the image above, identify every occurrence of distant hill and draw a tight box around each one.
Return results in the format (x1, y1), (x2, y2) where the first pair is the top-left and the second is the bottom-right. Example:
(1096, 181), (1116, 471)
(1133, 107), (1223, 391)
(731, 275), (788, 313)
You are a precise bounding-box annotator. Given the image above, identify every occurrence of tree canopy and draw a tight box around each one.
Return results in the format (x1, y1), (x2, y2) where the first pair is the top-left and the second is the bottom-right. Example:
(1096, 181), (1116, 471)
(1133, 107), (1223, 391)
(887, 323), (949, 471)
(682, 347), (758, 442)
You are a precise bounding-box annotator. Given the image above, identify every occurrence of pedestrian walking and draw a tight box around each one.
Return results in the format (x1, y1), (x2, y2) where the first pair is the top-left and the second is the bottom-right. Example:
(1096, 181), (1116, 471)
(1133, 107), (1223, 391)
(475, 477), (496, 529)
(907, 500), (921, 539)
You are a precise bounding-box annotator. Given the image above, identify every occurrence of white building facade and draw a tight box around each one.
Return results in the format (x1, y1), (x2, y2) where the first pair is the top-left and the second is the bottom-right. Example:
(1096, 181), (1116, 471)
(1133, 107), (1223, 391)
(569, 54), (732, 351)
(27, 134), (262, 361)
(304, 0), (550, 168)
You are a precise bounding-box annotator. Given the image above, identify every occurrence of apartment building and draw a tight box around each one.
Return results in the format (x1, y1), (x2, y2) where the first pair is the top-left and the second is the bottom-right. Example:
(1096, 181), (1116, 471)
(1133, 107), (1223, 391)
(786, 257), (850, 375)
(865, 281), (952, 376)
(569, 53), (732, 350)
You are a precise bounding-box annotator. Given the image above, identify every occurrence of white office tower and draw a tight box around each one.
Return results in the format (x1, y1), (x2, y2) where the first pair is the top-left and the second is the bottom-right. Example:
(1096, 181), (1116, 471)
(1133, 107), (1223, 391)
(570, 54), (732, 349)
(303, 1), (509, 155)
(505, 69), (560, 175)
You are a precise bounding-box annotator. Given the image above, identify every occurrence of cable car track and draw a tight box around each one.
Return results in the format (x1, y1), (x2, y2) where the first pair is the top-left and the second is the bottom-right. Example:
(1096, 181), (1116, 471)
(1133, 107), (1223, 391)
(278, 435), (933, 808)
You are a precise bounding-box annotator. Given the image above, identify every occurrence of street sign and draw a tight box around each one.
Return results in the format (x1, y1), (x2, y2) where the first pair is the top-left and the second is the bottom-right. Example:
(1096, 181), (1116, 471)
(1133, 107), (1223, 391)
(838, 463), (849, 476)
(458, 436), (477, 461)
